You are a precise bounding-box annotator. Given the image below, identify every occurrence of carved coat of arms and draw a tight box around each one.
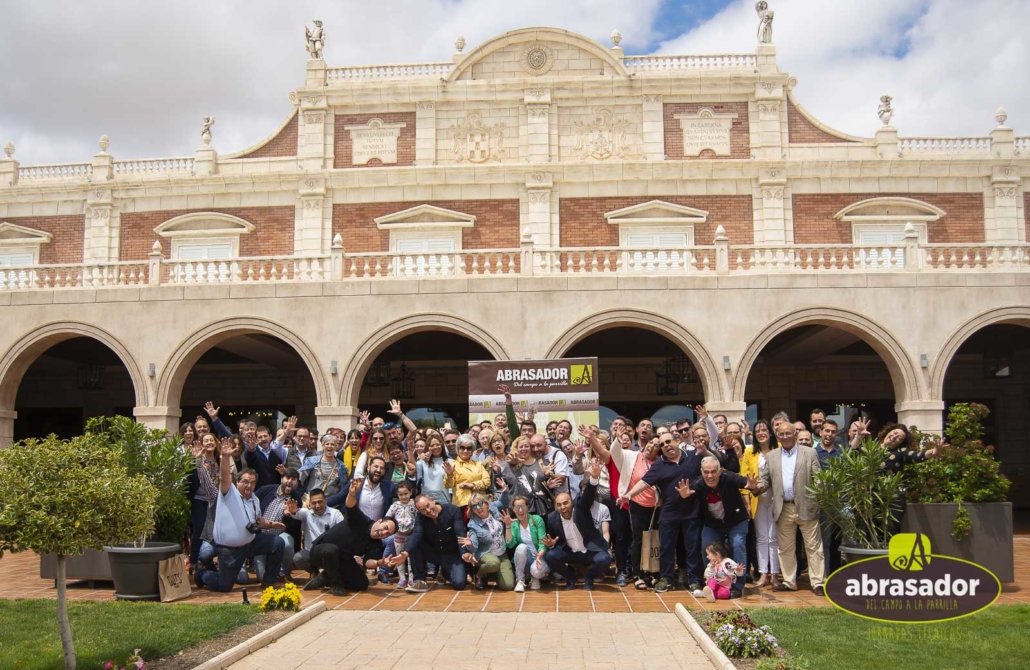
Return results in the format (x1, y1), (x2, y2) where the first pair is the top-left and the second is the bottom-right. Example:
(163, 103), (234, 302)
(451, 113), (504, 163)
(573, 108), (629, 160)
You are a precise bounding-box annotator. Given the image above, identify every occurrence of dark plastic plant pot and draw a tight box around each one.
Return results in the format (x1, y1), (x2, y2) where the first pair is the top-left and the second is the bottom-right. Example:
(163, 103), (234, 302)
(104, 542), (181, 601)
(840, 544), (888, 564)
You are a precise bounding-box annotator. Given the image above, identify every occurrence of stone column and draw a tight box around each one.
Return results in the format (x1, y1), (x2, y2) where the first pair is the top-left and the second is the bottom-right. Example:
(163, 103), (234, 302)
(295, 93), (328, 172)
(296, 177), (329, 254)
(895, 400), (945, 434)
(415, 102), (437, 166)
(83, 186), (118, 263)
(523, 172), (553, 247)
(316, 405), (357, 433)
(754, 167), (788, 244)
(641, 95), (665, 161)
(1, 142), (18, 187)
(876, 126), (899, 158)
(752, 80), (784, 161)
(705, 401), (746, 425)
(986, 112), (1021, 243)
(524, 89), (551, 164)
(0, 409), (17, 448)
(194, 145), (218, 177)
(133, 406), (182, 435)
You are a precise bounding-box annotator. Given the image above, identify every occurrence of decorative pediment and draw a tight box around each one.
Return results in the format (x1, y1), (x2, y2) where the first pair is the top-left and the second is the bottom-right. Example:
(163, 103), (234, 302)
(0, 222), (53, 244)
(834, 197), (945, 222)
(374, 204), (477, 230)
(154, 212), (256, 238)
(447, 27), (628, 82)
(604, 200), (709, 225)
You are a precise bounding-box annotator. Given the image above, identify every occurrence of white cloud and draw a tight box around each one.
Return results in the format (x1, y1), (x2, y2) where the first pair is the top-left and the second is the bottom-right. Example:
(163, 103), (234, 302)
(0, 0), (1026, 163)
(658, 0), (1030, 137)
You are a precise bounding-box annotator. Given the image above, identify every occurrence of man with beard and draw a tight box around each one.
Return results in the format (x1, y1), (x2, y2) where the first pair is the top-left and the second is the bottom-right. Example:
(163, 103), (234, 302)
(305, 478), (405, 596)
(253, 468), (303, 581)
(543, 459), (612, 590)
(285, 488), (344, 574)
(329, 455), (394, 518)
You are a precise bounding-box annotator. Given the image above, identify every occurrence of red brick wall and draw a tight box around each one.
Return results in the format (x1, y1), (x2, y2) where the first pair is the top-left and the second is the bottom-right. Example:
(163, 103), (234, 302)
(559, 196), (754, 246)
(0, 215), (84, 264)
(663, 102), (751, 159)
(237, 113), (298, 158)
(120, 207), (295, 260)
(333, 112), (416, 169)
(332, 200), (519, 252)
(792, 194), (985, 243)
(787, 98), (859, 144)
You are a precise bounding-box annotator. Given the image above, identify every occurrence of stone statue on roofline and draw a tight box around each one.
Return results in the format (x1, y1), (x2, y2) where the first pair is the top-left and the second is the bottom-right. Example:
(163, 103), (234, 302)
(201, 116), (215, 145)
(305, 20), (325, 60)
(878, 95), (893, 127)
(756, 2), (774, 44)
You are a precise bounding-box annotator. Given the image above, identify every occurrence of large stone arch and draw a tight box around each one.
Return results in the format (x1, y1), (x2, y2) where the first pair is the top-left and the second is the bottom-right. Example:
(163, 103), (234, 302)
(930, 306), (1030, 401)
(446, 27), (629, 82)
(338, 313), (510, 409)
(0, 321), (147, 408)
(156, 317), (330, 409)
(733, 307), (922, 404)
(544, 309), (724, 402)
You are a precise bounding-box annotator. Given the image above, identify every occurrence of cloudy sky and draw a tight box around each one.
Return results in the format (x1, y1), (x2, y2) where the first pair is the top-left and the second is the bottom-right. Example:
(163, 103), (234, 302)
(1, 0), (1027, 164)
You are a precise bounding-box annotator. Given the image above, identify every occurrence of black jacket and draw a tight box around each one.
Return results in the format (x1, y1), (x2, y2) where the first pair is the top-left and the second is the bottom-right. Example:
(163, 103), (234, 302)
(545, 480), (608, 553)
(690, 472), (751, 530)
(408, 503), (470, 557)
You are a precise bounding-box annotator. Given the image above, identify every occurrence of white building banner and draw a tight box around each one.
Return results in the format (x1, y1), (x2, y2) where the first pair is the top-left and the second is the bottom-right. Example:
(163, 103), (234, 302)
(468, 358), (599, 430)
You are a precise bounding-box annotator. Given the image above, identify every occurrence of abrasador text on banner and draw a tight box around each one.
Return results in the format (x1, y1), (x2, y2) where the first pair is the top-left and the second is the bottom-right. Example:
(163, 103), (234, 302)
(467, 358), (599, 429)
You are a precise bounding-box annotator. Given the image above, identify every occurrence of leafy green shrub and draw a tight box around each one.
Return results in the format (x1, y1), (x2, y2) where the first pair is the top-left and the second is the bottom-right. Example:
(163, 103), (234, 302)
(706, 611), (779, 659)
(905, 403), (1010, 540)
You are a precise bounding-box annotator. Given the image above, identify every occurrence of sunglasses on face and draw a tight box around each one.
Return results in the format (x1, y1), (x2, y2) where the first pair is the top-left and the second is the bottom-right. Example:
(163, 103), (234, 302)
(472, 501), (488, 508)
(459, 446), (473, 451)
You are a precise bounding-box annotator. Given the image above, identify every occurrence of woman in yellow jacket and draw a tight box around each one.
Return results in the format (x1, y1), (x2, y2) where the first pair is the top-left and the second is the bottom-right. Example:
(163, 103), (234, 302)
(444, 434), (491, 510)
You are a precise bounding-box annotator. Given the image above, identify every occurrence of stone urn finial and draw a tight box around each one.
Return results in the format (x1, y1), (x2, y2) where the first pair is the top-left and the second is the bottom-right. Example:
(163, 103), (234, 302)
(995, 107), (1008, 127)
(151, 240), (163, 254)
(98, 134), (110, 153)
(3, 141), (13, 159)
(610, 29), (622, 47)
(455, 36), (466, 53)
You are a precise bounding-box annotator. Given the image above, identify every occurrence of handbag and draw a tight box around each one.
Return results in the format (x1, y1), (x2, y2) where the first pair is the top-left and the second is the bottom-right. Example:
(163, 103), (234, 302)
(158, 554), (192, 602)
(640, 492), (661, 574)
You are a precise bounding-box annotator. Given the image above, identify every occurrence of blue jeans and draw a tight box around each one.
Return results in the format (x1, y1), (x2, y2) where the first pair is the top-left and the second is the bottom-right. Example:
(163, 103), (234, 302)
(409, 545), (467, 590)
(197, 533), (284, 592)
(658, 516), (702, 584)
(188, 498), (208, 566)
(543, 546), (612, 581)
(254, 533), (294, 582)
(701, 518), (749, 592)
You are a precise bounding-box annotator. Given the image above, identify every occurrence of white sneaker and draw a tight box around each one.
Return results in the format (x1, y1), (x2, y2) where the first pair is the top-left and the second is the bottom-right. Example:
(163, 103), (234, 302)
(514, 580), (526, 593)
(692, 588), (704, 597)
(530, 578), (541, 591)
(702, 586), (716, 602)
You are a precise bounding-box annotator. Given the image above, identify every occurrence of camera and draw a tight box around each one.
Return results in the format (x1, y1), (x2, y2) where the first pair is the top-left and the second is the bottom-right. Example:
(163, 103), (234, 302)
(245, 522), (261, 534)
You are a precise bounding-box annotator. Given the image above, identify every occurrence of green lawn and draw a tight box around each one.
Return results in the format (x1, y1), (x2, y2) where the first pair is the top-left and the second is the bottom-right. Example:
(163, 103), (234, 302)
(0, 599), (261, 670)
(748, 605), (1030, 670)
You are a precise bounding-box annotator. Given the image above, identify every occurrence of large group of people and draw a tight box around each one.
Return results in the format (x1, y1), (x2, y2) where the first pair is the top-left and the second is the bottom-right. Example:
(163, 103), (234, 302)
(180, 393), (936, 600)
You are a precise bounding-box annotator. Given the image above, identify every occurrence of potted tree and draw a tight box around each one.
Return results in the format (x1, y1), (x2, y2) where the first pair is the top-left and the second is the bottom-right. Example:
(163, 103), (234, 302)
(808, 441), (906, 562)
(92, 416), (195, 600)
(0, 433), (157, 670)
(902, 403), (1013, 581)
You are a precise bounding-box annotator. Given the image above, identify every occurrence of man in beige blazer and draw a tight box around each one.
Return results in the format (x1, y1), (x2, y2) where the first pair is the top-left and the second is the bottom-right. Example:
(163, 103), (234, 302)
(757, 421), (826, 594)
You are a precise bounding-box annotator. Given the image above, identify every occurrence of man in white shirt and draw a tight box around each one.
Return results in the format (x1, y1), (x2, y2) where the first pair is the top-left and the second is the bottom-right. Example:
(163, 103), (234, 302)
(196, 439), (286, 592)
(285, 488), (344, 573)
(542, 460), (612, 590)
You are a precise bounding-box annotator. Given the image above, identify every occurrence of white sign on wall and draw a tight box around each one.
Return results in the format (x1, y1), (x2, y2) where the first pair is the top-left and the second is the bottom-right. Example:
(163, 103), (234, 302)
(674, 108), (738, 157)
(344, 118), (406, 165)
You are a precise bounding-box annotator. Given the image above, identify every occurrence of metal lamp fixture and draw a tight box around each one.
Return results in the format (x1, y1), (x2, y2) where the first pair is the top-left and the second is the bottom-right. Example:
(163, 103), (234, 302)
(392, 362), (416, 399)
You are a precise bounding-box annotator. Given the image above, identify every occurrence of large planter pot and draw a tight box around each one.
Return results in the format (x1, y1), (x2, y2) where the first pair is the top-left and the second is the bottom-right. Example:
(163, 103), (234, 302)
(104, 542), (181, 601)
(840, 544), (888, 565)
(900, 502), (1013, 582)
(40, 549), (112, 585)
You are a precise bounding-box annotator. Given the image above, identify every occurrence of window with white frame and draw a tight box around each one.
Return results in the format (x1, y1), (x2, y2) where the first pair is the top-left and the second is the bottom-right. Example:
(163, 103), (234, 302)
(374, 204), (475, 278)
(155, 213), (254, 283)
(605, 200), (706, 273)
(836, 197), (942, 269)
(0, 222), (52, 288)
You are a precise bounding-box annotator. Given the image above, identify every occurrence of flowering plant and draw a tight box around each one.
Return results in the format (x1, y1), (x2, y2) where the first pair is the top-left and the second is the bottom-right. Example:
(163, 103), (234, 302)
(102, 648), (146, 669)
(714, 622), (778, 658)
(259, 582), (302, 612)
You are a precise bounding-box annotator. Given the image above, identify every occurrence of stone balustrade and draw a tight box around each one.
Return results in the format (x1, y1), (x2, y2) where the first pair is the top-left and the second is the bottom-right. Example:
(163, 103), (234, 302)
(16, 162), (93, 181)
(0, 239), (1025, 291)
(325, 62), (452, 82)
(898, 137), (993, 154)
(1015, 137), (1030, 155)
(113, 157), (195, 176)
(623, 54), (758, 71)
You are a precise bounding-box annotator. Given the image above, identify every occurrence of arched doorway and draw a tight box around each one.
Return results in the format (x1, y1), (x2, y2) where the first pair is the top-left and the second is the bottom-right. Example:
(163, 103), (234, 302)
(13, 337), (137, 440)
(743, 324), (898, 434)
(562, 327), (708, 426)
(174, 333), (320, 434)
(357, 332), (494, 429)
(940, 323), (1030, 507)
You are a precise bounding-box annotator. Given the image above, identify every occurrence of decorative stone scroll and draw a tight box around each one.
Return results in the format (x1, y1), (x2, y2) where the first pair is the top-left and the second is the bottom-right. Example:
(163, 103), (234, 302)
(343, 118), (406, 165)
(674, 108), (738, 157)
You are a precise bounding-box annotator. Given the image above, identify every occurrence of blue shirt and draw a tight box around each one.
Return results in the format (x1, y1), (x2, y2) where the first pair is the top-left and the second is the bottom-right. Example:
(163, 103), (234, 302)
(780, 446), (798, 501)
(641, 452), (702, 520)
(814, 443), (842, 469)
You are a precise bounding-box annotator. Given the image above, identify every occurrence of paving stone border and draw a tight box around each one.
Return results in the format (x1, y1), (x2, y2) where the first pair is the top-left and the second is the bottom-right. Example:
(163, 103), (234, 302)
(191, 601), (326, 670)
(674, 602), (737, 670)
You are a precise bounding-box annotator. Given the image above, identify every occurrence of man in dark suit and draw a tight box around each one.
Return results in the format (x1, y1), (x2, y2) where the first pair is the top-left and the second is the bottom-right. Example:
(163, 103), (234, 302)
(543, 459), (612, 590)
(405, 495), (473, 592)
(244, 425), (285, 488)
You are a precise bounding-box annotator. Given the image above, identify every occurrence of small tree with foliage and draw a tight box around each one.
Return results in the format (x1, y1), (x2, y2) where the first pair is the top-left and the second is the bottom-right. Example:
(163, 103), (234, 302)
(0, 434), (157, 670)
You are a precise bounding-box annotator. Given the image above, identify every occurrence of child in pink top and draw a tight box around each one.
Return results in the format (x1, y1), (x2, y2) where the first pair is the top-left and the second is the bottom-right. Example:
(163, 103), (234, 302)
(698, 540), (744, 601)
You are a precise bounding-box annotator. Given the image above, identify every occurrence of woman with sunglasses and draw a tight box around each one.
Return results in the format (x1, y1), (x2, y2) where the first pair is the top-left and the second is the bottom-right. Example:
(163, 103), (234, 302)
(462, 487), (515, 590)
(353, 427), (388, 479)
(444, 434), (491, 511)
